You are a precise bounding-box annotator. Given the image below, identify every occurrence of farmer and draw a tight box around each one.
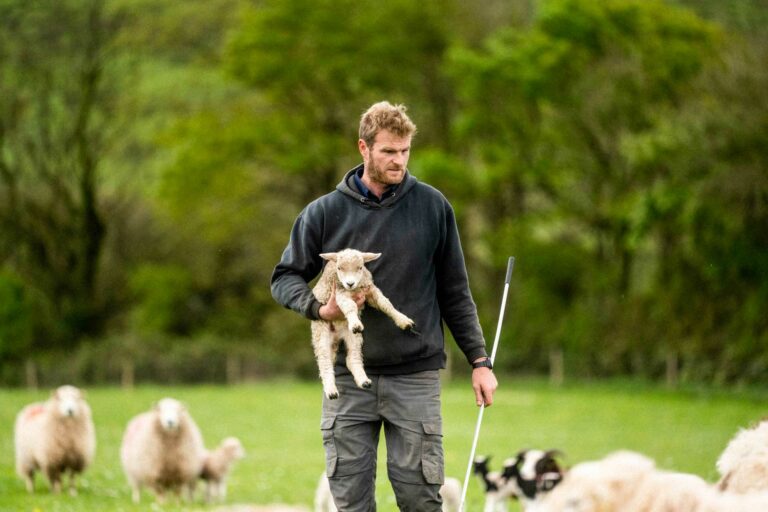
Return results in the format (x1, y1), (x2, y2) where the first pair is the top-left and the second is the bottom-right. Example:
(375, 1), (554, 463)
(271, 101), (496, 511)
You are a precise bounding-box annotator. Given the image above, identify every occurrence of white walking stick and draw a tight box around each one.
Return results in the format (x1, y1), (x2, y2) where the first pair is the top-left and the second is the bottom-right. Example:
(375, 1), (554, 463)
(459, 256), (515, 512)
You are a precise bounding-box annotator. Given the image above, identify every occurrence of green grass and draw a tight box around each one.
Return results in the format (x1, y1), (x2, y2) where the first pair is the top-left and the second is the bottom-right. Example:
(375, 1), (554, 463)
(1, 377), (767, 511)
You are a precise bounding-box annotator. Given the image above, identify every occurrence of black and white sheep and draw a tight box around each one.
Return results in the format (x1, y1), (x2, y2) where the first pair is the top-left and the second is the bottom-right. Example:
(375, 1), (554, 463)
(200, 436), (245, 502)
(311, 249), (414, 399)
(14, 384), (96, 495)
(120, 397), (206, 503)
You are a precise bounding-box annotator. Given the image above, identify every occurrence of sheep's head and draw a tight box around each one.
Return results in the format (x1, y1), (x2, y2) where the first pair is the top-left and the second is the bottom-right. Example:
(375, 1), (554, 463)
(155, 398), (185, 432)
(320, 249), (380, 291)
(503, 449), (565, 501)
(53, 385), (85, 418)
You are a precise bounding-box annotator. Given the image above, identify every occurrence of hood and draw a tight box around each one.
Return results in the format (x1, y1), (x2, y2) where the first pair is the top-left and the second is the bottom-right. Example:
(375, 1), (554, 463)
(336, 164), (418, 208)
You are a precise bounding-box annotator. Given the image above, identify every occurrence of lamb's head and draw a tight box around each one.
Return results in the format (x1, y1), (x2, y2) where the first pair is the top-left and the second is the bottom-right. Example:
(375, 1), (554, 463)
(220, 436), (245, 461)
(473, 455), (503, 492)
(155, 398), (186, 433)
(52, 385), (86, 419)
(502, 449), (565, 502)
(320, 249), (380, 291)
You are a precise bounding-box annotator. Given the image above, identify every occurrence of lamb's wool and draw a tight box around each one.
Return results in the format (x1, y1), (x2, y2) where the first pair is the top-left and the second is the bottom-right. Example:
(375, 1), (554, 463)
(201, 436), (245, 502)
(311, 248), (414, 399)
(14, 385), (96, 495)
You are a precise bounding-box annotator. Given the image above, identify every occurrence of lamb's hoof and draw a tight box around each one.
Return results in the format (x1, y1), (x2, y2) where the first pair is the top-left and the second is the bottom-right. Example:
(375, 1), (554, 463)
(361, 380), (372, 389)
(351, 324), (364, 334)
(326, 391), (339, 400)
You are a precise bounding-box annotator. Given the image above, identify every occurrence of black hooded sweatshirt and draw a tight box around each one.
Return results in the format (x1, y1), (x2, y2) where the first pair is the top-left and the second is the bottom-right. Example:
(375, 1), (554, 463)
(270, 165), (487, 375)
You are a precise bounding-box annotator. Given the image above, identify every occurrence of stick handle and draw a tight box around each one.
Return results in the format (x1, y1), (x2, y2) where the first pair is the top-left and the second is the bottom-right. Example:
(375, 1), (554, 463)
(459, 257), (515, 511)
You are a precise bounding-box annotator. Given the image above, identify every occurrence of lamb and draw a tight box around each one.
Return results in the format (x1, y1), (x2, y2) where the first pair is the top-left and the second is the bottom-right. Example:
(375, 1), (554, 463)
(14, 384), (96, 495)
(311, 249), (415, 399)
(200, 436), (245, 502)
(716, 418), (768, 493)
(314, 472), (462, 512)
(500, 450), (564, 510)
(473, 455), (514, 512)
(120, 397), (206, 503)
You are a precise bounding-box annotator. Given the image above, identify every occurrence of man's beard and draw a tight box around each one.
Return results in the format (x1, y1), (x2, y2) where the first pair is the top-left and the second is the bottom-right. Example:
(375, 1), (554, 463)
(366, 154), (404, 186)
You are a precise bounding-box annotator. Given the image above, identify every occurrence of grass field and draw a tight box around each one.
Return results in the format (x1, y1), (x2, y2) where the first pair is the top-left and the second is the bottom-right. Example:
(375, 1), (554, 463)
(1, 377), (766, 511)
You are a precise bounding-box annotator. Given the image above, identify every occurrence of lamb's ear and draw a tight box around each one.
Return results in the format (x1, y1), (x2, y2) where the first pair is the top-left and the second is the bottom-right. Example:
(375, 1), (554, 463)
(320, 252), (338, 262)
(362, 252), (381, 262)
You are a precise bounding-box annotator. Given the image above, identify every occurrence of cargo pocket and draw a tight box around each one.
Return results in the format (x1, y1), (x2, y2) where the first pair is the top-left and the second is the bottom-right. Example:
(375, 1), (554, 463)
(320, 416), (338, 477)
(420, 420), (444, 485)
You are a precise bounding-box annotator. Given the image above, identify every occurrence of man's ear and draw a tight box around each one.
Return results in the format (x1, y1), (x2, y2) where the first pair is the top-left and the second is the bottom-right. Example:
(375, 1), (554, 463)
(358, 139), (369, 159)
(320, 252), (338, 262)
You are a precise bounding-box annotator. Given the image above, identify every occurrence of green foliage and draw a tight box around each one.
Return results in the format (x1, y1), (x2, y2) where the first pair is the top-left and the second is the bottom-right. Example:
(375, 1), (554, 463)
(0, 0), (766, 385)
(0, 271), (33, 358)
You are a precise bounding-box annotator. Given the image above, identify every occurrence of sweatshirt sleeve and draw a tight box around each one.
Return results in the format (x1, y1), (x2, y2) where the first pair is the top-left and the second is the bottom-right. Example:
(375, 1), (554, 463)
(270, 207), (324, 320)
(435, 202), (488, 365)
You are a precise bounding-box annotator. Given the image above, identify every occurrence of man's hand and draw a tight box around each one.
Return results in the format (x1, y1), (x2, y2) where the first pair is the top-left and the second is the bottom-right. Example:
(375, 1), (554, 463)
(318, 282), (367, 321)
(471, 358), (498, 407)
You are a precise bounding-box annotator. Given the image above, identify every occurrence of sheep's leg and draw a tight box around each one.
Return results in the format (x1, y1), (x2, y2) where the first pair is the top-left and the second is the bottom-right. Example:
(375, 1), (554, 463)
(67, 470), (78, 496)
(219, 481), (227, 502)
(366, 286), (414, 330)
(337, 294), (364, 333)
(46, 468), (62, 494)
(345, 332), (371, 389)
(313, 323), (340, 399)
(21, 468), (34, 493)
(130, 482), (141, 503)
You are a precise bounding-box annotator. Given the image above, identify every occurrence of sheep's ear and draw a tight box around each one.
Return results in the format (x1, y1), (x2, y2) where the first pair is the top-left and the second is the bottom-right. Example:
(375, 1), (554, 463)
(320, 252), (338, 262)
(362, 252), (381, 262)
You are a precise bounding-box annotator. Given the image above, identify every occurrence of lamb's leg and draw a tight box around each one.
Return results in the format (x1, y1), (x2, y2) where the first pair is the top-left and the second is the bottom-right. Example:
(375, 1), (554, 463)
(336, 294), (364, 333)
(313, 323), (340, 399)
(366, 286), (414, 330)
(219, 481), (227, 502)
(345, 332), (372, 389)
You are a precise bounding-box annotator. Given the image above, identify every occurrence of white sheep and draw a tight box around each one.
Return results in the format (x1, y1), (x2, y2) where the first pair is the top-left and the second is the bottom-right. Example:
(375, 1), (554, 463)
(201, 436), (245, 502)
(14, 384), (96, 495)
(311, 249), (414, 399)
(716, 418), (768, 493)
(529, 450), (657, 512)
(440, 476), (463, 512)
(314, 472), (462, 512)
(120, 397), (206, 503)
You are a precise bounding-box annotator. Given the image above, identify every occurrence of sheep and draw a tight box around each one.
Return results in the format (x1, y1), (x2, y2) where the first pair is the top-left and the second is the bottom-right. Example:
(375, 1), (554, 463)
(314, 472), (462, 512)
(120, 397), (206, 503)
(14, 384), (96, 495)
(440, 476), (463, 512)
(201, 436), (245, 502)
(527, 450), (657, 512)
(311, 249), (414, 399)
(716, 418), (768, 493)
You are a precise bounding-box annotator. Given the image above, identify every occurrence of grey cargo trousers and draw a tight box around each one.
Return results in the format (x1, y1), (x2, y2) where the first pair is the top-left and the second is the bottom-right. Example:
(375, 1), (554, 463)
(321, 370), (444, 511)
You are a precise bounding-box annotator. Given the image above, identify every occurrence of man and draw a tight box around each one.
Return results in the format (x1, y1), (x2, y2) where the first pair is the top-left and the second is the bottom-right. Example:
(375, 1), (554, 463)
(271, 101), (497, 511)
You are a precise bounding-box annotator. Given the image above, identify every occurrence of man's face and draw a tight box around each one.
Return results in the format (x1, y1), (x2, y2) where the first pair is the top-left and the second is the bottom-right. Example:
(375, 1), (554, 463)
(359, 130), (411, 187)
